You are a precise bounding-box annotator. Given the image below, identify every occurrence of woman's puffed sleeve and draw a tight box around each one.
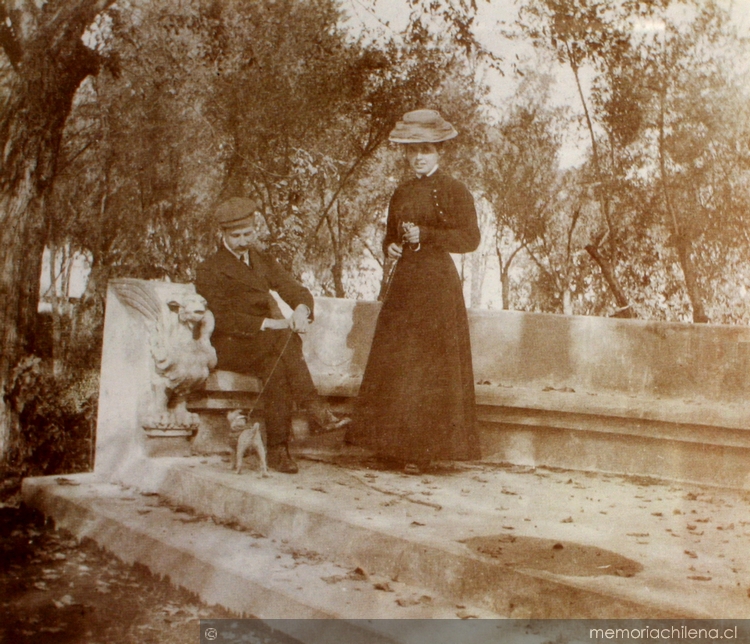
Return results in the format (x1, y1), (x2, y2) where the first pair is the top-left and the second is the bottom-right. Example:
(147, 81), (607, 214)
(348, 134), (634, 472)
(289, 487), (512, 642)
(419, 179), (480, 254)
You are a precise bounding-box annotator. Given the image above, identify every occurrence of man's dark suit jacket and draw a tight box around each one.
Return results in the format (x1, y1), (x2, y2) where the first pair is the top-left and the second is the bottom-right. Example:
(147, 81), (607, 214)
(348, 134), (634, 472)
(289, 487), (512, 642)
(195, 246), (314, 375)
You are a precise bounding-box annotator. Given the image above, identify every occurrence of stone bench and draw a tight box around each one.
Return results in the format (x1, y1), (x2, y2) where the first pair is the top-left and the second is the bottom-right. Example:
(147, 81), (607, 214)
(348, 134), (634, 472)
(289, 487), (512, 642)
(96, 278), (750, 489)
(185, 368), (357, 454)
(186, 370), (263, 453)
(469, 309), (750, 487)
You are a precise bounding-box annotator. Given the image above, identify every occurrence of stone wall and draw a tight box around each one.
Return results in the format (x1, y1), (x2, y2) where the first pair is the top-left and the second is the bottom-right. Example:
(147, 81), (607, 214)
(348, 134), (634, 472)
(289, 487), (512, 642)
(95, 281), (750, 483)
(469, 310), (750, 403)
(307, 300), (750, 403)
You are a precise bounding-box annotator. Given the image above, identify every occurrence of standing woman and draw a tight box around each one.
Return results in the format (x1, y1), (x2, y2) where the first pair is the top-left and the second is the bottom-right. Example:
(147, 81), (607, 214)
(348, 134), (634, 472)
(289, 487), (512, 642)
(346, 109), (481, 472)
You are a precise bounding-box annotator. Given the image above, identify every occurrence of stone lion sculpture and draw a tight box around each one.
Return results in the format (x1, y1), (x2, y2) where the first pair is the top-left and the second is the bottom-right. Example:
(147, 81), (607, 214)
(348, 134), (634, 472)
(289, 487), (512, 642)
(111, 280), (217, 430)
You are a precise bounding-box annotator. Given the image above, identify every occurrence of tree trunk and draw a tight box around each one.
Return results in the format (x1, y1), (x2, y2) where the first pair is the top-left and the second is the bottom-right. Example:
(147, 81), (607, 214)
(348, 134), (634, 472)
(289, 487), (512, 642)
(0, 0), (115, 466)
(565, 41), (633, 315)
(500, 265), (511, 310)
(656, 77), (709, 324)
(562, 289), (573, 316)
(325, 208), (345, 298)
(497, 242), (524, 311)
(469, 250), (485, 308)
(585, 244), (636, 318)
(674, 235), (709, 323)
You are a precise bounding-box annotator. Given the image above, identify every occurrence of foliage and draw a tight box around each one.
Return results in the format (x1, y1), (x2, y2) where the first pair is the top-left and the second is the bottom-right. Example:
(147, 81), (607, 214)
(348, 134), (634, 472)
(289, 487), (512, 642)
(48, 0), (487, 302)
(5, 0), (750, 478)
(516, 0), (750, 321)
(3, 357), (97, 478)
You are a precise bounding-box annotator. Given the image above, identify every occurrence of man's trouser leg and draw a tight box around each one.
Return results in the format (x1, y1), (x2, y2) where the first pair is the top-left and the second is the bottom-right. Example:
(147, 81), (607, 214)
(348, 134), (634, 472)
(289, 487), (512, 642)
(260, 332), (318, 448)
(214, 330), (318, 447)
(263, 334), (318, 447)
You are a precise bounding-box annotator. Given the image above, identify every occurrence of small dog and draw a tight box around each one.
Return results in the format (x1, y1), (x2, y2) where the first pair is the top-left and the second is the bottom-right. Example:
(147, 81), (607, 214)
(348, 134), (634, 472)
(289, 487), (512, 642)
(227, 409), (269, 477)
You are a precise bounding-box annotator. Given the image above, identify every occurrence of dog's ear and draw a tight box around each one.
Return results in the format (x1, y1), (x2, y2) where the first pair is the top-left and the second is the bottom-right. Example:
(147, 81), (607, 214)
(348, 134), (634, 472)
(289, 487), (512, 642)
(227, 409), (246, 424)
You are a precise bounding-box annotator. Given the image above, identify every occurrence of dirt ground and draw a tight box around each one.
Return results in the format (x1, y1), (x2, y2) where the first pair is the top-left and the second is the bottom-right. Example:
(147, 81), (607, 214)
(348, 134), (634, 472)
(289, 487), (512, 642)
(0, 488), (289, 644)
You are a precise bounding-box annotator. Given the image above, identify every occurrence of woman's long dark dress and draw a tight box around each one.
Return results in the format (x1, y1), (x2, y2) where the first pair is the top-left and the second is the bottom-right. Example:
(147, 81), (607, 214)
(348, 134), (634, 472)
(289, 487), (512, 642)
(346, 169), (481, 463)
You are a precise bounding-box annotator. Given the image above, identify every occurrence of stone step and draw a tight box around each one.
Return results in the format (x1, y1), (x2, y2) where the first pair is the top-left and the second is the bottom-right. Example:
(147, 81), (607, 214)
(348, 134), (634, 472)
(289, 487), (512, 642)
(21, 473), (497, 629)
(36, 454), (747, 619)
(476, 405), (750, 489)
(24, 453), (750, 622)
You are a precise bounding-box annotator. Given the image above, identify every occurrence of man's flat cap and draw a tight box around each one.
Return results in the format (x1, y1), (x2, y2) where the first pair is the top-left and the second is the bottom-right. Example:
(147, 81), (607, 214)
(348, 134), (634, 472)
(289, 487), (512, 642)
(215, 197), (262, 229)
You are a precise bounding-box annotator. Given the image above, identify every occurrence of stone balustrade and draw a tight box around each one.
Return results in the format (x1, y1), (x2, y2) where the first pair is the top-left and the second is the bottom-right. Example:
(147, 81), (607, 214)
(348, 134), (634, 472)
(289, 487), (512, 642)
(96, 279), (750, 488)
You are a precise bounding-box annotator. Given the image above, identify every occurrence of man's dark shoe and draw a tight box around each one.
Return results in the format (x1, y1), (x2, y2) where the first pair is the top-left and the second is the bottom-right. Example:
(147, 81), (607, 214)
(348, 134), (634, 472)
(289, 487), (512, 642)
(309, 404), (352, 434)
(267, 445), (299, 474)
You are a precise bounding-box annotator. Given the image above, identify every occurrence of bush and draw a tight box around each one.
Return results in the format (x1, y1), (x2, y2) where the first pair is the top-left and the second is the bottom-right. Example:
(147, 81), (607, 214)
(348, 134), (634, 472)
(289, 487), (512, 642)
(5, 356), (98, 479)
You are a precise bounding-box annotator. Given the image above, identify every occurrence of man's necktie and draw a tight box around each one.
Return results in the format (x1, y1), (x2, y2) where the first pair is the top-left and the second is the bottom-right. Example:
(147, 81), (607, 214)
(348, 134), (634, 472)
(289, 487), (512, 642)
(242, 252), (251, 268)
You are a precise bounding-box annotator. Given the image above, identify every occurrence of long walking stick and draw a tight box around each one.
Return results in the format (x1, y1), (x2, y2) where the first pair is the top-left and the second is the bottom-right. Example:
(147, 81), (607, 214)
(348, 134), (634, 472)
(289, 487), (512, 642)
(245, 329), (294, 418)
(379, 258), (399, 303)
(379, 223), (417, 304)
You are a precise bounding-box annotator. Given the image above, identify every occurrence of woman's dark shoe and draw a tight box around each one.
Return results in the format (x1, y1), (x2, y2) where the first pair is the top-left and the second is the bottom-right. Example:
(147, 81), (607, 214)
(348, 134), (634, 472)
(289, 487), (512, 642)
(267, 445), (299, 474)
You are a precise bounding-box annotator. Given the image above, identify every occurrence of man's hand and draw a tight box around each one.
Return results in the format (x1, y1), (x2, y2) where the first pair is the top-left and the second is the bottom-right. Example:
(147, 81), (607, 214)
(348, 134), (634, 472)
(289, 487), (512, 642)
(290, 303), (311, 334)
(387, 242), (403, 259)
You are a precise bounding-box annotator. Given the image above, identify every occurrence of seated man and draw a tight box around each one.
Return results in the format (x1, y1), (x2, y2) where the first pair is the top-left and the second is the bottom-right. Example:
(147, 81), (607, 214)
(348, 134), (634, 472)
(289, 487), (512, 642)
(195, 197), (347, 473)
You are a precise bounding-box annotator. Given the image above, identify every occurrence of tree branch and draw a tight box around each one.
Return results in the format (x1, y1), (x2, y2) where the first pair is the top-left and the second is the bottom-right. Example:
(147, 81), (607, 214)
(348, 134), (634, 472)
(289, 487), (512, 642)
(0, 4), (22, 70)
(305, 124), (390, 249)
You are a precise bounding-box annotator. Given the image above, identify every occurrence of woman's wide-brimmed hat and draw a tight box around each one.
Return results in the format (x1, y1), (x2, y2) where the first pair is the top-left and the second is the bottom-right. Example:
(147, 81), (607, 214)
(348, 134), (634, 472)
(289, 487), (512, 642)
(388, 109), (458, 144)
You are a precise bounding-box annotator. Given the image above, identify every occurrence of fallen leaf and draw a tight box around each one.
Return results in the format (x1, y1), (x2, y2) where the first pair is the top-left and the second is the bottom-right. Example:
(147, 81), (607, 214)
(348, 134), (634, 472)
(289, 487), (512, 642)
(396, 597), (419, 607)
(321, 575), (346, 584)
(373, 582), (393, 592)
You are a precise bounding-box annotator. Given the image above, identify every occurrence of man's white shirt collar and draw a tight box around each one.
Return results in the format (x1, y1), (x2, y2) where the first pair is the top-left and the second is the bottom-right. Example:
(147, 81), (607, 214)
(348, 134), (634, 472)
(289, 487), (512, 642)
(224, 239), (249, 264)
